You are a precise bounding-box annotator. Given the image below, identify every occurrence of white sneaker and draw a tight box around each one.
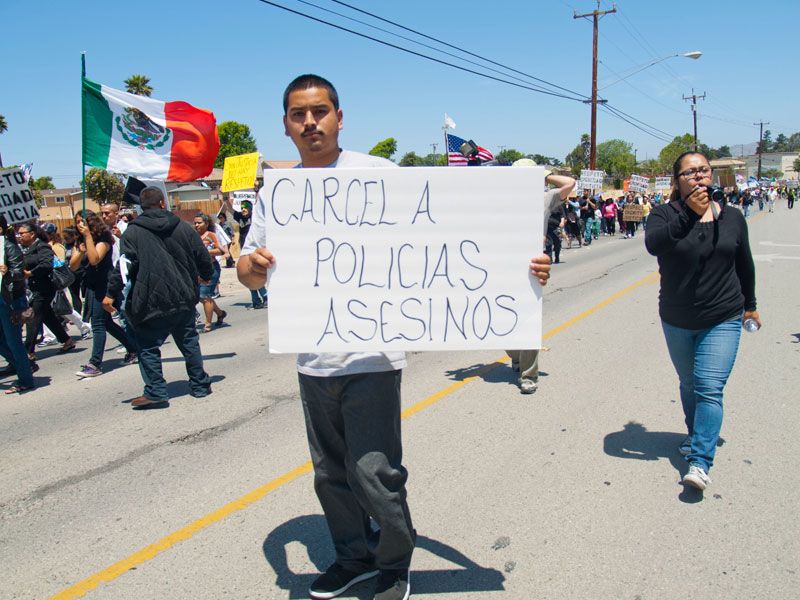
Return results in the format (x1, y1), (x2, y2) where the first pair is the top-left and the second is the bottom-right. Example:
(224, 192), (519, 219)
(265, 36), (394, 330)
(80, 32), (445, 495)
(520, 379), (537, 394)
(684, 464), (711, 490)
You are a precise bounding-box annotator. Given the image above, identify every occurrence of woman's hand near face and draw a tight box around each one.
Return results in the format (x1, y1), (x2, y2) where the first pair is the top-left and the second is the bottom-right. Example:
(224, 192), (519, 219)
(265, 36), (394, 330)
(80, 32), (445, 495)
(685, 185), (710, 216)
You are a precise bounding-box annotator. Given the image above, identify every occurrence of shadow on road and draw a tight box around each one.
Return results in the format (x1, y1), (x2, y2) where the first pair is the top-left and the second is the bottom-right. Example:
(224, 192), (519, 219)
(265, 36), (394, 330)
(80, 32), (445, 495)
(262, 514), (505, 598)
(603, 421), (725, 504)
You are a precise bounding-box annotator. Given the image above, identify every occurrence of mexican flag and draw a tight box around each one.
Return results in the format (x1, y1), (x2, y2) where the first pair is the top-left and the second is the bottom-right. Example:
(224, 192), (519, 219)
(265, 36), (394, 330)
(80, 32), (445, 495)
(82, 77), (219, 182)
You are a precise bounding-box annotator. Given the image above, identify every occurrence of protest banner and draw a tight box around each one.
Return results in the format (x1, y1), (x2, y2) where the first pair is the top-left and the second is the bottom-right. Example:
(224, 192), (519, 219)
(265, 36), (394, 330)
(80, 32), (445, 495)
(655, 177), (672, 190)
(0, 167), (40, 225)
(262, 167), (545, 352)
(629, 174), (649, 194)
(231, 190), (257, 212)
(221, 152), (259, 193)
(787, 180), (798, 189)
(623, 204), (644, 221)
(579, 169), (604, 190)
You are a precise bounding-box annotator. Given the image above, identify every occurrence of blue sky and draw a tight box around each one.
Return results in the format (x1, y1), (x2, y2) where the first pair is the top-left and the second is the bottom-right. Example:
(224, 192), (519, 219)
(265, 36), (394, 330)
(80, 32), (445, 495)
(2, 0), (798, 187)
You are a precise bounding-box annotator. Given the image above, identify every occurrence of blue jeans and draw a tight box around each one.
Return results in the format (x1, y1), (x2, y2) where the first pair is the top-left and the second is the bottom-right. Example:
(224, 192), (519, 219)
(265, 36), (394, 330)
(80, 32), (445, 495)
(250, 286), (267, 305)
(133, 310), (211, 402)
(583, 217), (594, 242)
(87, 290), (136, 368)
(661, 318), (742, 472)
(0, 297), (34, 388)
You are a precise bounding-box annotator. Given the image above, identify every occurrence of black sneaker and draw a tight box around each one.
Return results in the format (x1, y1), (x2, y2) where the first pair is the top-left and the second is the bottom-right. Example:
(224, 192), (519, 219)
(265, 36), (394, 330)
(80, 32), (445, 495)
(309, 564), (378, 599)
(374, 569), (410, 600)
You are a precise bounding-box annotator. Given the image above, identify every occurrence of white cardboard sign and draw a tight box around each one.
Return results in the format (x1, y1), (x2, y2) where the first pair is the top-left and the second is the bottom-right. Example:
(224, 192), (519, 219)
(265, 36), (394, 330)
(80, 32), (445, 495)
(0, 167), (40, 225)
(629, 174), (649, 194)
(580, 169), (605, 189)
(263, 167), (545, 352)
(655, 177), (672, 190)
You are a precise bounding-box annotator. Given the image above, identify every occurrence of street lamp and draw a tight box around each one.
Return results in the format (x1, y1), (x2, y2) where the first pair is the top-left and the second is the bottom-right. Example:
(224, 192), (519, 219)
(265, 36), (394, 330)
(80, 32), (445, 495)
(598, 51), (702, 90)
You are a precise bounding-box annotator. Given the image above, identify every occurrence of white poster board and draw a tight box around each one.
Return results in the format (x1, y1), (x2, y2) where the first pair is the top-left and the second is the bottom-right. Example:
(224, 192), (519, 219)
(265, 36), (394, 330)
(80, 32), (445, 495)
(0, 167), (40, 224)
(579, 169), (604, 190)
(655, 177), (672, 190)
(787, 180), (799, 189)
(232, 190), (256, 212)
(629, 174), (649, 194)
(263, 167), (545, 353)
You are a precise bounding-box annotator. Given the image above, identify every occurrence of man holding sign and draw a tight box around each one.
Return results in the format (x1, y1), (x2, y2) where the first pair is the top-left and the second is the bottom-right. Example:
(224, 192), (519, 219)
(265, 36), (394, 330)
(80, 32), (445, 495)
(238, 74), (552, 600)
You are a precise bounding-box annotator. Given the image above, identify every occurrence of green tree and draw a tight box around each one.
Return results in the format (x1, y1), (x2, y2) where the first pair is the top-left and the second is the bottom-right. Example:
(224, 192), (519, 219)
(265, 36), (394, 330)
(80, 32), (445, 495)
(639, 159), (662, 175)
(215, 121), (258, 168)
(422, 153), (447, 166)
(84, 168), (124, 205)
(124, 74), (153, 97)
(495, 148), (525, 163)
(398, 151), (423, 166)
(762, 169), (783, 179)
(794, 157), (800, 175)
(596, 139), (635, 179)
(29, 176), (55, 190)
(565, 133), (591, 176)
(368, 138), (397, 160)
(774, 133), (788, 152)
(716, 145), (732, 158)
(658, 133), (695, 174)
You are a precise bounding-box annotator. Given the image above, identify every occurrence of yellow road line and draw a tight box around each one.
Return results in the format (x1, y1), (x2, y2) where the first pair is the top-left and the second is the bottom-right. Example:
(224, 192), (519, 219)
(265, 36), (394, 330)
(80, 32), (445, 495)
(48, 270), (659, 599)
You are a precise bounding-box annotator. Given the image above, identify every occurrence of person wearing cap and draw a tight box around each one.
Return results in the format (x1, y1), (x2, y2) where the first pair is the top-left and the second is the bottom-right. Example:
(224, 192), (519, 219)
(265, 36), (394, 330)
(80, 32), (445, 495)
(506, 163), (575, 394)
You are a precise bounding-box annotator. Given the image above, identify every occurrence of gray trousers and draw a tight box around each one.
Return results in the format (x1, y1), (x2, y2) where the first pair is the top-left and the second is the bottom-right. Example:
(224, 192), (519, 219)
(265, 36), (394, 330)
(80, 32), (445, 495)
(298, 370), (415, 572)
(506, 349), (540, 382)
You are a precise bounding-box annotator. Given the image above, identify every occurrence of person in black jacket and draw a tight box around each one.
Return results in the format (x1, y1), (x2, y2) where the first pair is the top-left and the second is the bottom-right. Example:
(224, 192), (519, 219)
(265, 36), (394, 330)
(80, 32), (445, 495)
(0, 216), (37, 392)
(17, 221), (74, 359)
(645, 151), (761, 492)
(104, 186), (215, 408)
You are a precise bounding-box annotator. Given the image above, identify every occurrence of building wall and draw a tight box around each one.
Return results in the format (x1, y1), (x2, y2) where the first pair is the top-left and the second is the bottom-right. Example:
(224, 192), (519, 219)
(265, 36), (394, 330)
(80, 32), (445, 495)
(746, 153), (799, 179)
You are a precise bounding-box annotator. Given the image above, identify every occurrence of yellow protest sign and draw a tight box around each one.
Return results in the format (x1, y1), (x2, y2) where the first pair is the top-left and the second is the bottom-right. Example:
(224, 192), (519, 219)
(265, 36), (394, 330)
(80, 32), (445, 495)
(221, 153), (259, 193)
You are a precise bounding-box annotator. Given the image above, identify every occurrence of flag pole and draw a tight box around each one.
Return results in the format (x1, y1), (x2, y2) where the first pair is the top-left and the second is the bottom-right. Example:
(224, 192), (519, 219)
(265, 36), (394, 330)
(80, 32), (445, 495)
(80, 51), (86, 215)
(443, 126), (449, 166)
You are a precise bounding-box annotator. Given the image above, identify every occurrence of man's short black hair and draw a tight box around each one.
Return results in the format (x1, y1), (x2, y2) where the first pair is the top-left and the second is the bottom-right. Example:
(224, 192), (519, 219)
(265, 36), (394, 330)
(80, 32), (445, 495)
(140, 186), (164, 210)
(283, 74), (339, 114)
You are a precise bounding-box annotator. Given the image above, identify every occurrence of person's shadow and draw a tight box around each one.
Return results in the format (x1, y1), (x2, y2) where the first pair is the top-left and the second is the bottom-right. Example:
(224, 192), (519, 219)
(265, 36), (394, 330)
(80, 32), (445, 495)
(603, 421), (725, 504)
(262, 515), (505, 598)
(444, 361), (548, 389)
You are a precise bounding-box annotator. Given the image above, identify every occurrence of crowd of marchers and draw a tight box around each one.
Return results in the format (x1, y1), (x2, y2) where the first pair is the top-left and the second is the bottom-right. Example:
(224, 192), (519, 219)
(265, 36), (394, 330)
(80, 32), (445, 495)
(0, 196), (258, 398)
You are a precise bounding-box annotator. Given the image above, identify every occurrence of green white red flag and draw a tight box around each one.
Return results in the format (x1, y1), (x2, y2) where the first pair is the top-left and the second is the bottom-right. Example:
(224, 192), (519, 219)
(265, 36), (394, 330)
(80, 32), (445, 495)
(82, 77), (219, 181)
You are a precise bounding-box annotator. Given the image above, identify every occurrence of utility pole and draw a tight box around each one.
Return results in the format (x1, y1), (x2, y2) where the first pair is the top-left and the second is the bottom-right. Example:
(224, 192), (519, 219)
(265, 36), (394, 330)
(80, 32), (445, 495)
(682, 89), (706, 151)
(574, 1), (616, 170)
(430, 143), (437, 166)
(754, 121), (769, 180)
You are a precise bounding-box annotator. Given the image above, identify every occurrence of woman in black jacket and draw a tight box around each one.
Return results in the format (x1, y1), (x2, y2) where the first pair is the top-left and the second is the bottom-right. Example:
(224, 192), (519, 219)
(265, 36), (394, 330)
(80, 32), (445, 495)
(645, 151), (761, 492)
(0, 216), (37, 392)
(17, 221), (74, 360)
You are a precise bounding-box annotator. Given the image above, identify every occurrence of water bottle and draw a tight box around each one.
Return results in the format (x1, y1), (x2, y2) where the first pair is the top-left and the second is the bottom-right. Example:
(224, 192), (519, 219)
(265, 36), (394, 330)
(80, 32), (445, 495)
(742, 318), (760, 333)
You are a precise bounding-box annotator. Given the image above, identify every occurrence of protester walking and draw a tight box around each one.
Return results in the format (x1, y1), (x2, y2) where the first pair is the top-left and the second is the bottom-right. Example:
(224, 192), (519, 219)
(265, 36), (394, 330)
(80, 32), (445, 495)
(105, 187), (214, 408)
(71, 211), (137, 378)
(645, 151), (760, 491)
(193, 214), (227, 332)
(0, 216), (36, 393)
(17, 221), (74, 360)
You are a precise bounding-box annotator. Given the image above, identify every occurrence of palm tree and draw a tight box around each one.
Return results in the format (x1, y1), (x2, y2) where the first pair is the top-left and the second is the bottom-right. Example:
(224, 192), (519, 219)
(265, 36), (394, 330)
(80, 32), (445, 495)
(123, 74), (153, 97)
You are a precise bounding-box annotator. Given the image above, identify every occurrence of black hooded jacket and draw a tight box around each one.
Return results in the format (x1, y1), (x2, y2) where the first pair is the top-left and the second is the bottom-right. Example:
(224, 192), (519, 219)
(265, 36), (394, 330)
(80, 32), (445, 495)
(106, 209), (214, 327)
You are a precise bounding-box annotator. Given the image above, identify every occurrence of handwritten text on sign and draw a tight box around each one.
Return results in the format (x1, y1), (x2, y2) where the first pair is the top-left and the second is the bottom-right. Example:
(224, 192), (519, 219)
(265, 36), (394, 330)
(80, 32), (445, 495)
(263, 167), (545, 352)
(0, 167), (40, 225)
(221, 152), (259, 193)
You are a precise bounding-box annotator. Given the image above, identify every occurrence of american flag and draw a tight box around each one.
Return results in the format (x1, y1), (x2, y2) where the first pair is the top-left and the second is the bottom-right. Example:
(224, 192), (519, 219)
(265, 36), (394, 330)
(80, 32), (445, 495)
(446, 133), (494, 166)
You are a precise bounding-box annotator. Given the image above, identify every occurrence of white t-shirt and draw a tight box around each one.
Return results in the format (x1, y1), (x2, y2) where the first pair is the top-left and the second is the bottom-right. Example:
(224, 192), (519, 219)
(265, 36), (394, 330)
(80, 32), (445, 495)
(242, 149), (408, 377)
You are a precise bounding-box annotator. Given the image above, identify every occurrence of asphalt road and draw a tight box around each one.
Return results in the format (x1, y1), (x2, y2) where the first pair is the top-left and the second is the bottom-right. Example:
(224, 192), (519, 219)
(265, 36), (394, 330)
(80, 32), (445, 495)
(1, 202), (798, 600)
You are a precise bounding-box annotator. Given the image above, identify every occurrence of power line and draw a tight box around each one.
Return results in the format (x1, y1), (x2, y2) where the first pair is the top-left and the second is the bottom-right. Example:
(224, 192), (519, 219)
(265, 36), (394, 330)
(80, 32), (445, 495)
(293, 0), (584, 97)
(255, 0), (588, 102)
(328, 0), (590, 101)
